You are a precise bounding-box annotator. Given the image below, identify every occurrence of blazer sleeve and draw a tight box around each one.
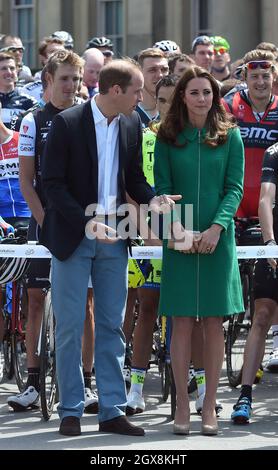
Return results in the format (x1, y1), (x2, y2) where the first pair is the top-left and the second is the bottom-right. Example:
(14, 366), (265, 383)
(125, 113), (155, 205)
(212, 127), (244, 230)
(42, 113), (89, 236)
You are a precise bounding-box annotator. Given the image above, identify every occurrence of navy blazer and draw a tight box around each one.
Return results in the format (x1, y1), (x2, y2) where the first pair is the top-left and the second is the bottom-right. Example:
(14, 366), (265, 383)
(40, 100), (155, 260)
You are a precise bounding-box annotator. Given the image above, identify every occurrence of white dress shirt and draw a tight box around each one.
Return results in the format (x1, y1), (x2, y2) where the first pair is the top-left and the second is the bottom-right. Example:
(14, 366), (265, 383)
(91, 96), (120, 215)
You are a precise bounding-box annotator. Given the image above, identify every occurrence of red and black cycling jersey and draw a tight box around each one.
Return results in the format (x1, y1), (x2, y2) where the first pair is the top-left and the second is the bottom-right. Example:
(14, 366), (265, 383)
(261, 143), (278, 239)
(223, 89), (278, 217)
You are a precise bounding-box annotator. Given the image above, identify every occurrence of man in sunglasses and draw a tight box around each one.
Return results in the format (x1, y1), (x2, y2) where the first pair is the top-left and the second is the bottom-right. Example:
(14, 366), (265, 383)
(223, 49), (278, 424)
(224, 49), (278, 219)
(0, 35), (32, 83)
(211, 36), (231, 82)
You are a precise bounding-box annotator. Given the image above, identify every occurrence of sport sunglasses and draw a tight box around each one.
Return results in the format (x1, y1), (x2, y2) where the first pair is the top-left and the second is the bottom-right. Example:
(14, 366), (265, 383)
(214, 47), (228, 55)
(246, 60), (272, 70)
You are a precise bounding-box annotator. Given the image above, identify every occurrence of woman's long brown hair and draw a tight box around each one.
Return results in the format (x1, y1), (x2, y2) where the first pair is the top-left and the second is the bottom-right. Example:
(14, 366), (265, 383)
(157, 65), (236, 147)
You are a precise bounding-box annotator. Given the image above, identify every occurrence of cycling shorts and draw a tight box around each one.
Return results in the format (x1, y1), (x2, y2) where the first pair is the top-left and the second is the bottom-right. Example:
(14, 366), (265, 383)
(254, 259), (278, 303)
(25, 216), (50, 289)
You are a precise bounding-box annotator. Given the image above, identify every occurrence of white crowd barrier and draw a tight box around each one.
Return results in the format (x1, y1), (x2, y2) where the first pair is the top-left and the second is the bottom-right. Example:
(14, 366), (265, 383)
(0, 243), (277, 259)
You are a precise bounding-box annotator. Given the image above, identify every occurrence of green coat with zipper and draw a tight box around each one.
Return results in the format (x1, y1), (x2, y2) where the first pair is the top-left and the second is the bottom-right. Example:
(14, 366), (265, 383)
(154, 126), (244, 318)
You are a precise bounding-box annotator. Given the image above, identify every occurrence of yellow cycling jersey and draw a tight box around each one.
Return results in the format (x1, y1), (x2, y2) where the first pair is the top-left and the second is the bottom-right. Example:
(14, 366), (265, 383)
(142, 128), (157, 188)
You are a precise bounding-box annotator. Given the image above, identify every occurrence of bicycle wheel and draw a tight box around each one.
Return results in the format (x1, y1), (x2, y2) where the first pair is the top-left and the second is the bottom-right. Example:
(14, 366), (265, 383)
(40, 291), (57, 421)
(2, 314), (14, 379)
(12, 281), (28, 392)
(226, 311), (250, 387)
(226, 267), (253, 388)
(160, 358), (171, 402)
(170, 365), (176, 421)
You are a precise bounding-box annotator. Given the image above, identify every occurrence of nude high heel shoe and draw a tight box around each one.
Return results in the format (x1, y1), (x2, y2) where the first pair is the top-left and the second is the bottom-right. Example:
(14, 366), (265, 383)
(201, 423), (218, 436)
(173, 423), (190, 435)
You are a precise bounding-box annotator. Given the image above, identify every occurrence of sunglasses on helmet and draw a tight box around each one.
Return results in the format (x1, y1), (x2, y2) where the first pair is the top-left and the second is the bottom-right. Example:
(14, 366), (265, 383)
(246, 60), (272, 70)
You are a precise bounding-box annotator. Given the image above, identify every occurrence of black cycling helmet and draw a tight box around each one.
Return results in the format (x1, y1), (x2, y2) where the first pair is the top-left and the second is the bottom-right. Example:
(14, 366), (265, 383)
(86, 36), (113, 50)
(51, 31), (74, 50)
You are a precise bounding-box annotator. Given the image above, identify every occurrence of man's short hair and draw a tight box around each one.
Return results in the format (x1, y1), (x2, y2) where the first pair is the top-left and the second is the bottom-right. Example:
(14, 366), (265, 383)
(98, 59), (141, 95)
(155, 74), (179, 97)
(168, 53), (195, 74)
(0, 52), (16, 64)
(243, 49), (275, 64)
(137, 48), (166, 68)
(44, 49), (84, 77)
(38, 37), (65, 57)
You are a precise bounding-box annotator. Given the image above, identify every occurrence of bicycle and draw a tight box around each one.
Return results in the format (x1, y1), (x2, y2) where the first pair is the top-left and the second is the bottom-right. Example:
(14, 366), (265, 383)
(1, 228), (30, 391)
(226, 217), (261, 387)
(39, 287), (57, 420)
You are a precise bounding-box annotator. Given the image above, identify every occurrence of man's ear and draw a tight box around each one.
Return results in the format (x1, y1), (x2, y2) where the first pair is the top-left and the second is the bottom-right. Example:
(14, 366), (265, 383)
(112, 84), (121, 95)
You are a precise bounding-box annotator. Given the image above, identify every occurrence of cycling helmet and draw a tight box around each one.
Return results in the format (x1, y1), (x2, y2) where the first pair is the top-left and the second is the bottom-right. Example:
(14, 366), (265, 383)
(86, 36), (113, 50)
(153, 40), (180, 53)
(51, 31), (74, 49)
(0, 237), (30, 284)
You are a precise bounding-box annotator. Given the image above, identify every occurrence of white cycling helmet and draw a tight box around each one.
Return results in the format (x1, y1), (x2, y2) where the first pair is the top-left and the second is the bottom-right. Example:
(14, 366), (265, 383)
(153, 40), (180, 53)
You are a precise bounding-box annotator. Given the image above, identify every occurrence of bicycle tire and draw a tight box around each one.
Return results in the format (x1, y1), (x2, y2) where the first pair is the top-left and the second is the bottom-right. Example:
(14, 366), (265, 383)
(12, 281), (28, 392)
(3, 315), (14, 379)
(40, 291), (57, 421)
(170, 365), (176, 421)
(226, 311), (249, 387)
(160, 360), (171, 402)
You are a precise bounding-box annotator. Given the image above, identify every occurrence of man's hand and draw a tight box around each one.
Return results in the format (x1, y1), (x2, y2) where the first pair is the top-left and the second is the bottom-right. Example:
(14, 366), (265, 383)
(0, 216), (15, 238)
(265, 239), (277, 270)
(149, 194), (182, 214)
(85, 217), (119, 244)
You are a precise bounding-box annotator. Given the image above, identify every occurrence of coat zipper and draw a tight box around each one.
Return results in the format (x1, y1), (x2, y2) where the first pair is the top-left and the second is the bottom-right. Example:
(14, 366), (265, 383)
(196, 130), (201, 321)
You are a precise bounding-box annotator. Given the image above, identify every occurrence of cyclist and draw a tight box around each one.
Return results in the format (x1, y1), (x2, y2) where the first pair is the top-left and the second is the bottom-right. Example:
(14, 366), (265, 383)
(85, 37), (114, 64)
(0, 52), (37, 129)
(231, 142), (278, 424)
(0, 98), (30, 381)
(7, 50), (97, 413)
(136, 48), (169, 128)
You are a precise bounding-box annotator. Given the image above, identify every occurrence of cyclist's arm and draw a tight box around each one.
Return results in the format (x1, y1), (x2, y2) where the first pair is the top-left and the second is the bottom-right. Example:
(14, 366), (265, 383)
(259, 145), (278, 243)
(18, 112), (44, 227)
(258, 183), (276, 243)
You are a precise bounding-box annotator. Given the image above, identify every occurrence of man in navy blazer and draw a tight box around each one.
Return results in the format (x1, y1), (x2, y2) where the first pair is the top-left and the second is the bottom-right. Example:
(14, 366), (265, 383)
(41, 59), (180, 437)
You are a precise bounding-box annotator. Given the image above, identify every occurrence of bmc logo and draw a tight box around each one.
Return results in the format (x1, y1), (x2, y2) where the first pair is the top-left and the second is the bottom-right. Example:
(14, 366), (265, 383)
(240, 127), (278, 141)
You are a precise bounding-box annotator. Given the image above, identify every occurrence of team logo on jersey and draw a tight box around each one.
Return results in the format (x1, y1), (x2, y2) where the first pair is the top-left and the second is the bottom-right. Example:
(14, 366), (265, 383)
(146, 139), (154, 147)
(23, 125), (29, 133)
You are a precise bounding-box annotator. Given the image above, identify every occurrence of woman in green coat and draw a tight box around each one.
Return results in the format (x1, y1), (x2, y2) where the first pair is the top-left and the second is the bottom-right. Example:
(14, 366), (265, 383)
(154, 66), (244, 436)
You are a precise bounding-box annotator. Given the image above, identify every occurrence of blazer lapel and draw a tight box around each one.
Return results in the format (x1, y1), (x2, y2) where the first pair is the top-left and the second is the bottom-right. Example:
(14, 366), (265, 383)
(119, 115), (128, 168)
(82, 101), (98, 190)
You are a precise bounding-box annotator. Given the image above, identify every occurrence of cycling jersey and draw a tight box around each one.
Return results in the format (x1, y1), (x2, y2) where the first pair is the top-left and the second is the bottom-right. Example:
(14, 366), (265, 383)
(136, 104), (159, 129)
(128, 127), (162, 289)
(0, 131), (30, 217)
(0, 89), (38, 129)
(22, 80), (43, 102)
(223, 89), (278, 217)
(19, 101), (62, 205)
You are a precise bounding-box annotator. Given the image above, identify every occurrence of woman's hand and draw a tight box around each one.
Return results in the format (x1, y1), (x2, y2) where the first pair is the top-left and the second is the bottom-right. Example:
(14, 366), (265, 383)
(197, 224), (223, 254)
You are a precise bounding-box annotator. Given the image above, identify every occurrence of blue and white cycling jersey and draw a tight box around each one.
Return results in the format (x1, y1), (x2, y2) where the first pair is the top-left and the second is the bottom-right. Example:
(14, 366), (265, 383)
(0, 131), (30, 217)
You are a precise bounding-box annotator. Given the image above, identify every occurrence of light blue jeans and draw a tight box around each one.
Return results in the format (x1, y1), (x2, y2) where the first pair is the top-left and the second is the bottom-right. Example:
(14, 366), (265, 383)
(51, 236), (128, 422)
